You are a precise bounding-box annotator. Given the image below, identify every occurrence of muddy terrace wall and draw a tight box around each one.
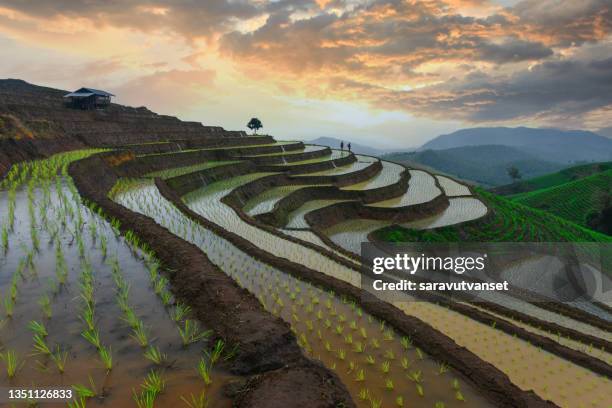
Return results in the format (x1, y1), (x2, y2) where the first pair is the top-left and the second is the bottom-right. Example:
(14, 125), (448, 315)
(155, 177), (555, 408)
(67, 153), (354, 408)
(116, 136), (277, 155)
(259, 151), (357, 173)
(116, 142), (305, 178)
(245, 145), (330, 165)
(304, 194), (450, 230)
(258, 166), (410, 227)
(225, 160), (381, 208)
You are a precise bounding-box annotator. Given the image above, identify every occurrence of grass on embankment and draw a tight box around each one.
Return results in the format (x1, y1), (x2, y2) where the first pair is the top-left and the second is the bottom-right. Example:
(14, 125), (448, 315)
(374, 189), (612, 243)
(509, 170), (611, 231)
(493, 162), (612, 196)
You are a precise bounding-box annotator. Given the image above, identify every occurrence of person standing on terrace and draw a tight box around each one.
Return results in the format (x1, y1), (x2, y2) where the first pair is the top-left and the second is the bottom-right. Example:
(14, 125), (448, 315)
(340, 141), (344, 150)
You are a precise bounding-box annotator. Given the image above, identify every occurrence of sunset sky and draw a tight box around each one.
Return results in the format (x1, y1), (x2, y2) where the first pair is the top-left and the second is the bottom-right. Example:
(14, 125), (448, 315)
(0, 0), (610, 148)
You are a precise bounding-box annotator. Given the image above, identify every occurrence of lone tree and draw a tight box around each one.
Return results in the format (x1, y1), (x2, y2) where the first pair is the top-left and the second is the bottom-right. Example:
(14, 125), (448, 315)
(507, 165), (522, 182)
(247, 118), (263, 135)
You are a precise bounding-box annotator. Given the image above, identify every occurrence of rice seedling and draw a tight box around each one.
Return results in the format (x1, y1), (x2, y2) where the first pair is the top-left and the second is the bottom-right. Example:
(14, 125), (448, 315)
(144, 345), (167, 365)
(4, 298), (14, 318)
(98, 345), (113, 372)
(207, 340), (224, 366)
(401, 336), (412, 349)
(438, 362), (449, 375)
(381, 361), (390, 374)
(181, 391), (209, 408)
(416, 383), (425, 397)
(396, 396), (404, 407)
(384, 349), (395, 360)
(1, 224), (8, 250)
(358, 388), (369, 401)
(170, 303), (191, 322)
(354, 368), (365, 382)
(455, 390), (465, 401)
(160, 290), (173, 306)
(50, 346), (68, 374)
(409, 370), (423, 383)
(369, 397), (382, 408)
(130, 321), (150, 348)
(32, 334), (52, 355)
(67, 397), (87, 408)
(133, 389), (157, 408)
(385, 379), (394, 390)
(81, 328), (102, 349)
(141, 369), (165, 395)
(1, 349), (22, 378)
(72, 376), (97, 399)
(39, 295), (52, 318)
(435, 402), (446, 408)
(178, 320), (211, 346)
(81, 304), (96, 331)
(401, 357), (411, 370)
(197, 358), (212, 385)
(365, 355), (375, 365)
(28, 320), (48, 337)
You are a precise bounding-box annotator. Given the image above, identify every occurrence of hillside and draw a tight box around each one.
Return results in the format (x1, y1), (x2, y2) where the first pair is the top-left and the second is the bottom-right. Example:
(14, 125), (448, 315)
(421, 127), (612, 163)
(0, 79), (244, 176)
(511, 170), (612, 235)
(383, 145), (564, 186)
(492, 162), (612, 195)
(374, 189), (612, 243)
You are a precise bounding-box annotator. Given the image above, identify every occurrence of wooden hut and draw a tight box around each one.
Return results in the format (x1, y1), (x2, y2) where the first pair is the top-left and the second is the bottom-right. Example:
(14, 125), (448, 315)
(63, 87), (114, 110)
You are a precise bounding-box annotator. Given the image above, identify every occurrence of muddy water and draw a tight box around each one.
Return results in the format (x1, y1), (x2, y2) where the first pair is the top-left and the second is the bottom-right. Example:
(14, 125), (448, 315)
(0, 155), (232, 407)
(113, 179), (494, 408)
(370, 170), (441, 207)
(145, 160), (238, 179)
(243, 184), (329, 217)
(436, 176), (471, 196)
(241, 145), (326, 157)
(341, 160), (403, 191)
(183, 175), (360, 285)
(295, 155), (377, 176)
(285, 199), (350, 229)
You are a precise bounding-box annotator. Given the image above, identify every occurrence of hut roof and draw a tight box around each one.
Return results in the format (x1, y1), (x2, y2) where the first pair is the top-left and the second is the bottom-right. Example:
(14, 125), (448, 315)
(64, 87), (115, 98)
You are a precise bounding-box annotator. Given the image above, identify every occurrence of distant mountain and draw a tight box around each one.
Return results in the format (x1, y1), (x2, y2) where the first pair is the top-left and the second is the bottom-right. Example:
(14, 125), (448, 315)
(383, 145), (565, 187)
(421, 127), (612, 164)
(307, 137), (395, 156)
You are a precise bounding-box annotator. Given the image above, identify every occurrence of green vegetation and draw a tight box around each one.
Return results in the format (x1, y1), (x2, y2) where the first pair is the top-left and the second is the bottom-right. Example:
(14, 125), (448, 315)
(494, 162), (612, 195)
(376, 189), (612, 243)
(511, 170), (611, 231)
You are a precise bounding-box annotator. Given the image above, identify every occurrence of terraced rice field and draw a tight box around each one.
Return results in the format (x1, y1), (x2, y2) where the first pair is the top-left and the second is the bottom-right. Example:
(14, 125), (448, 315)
(286, 199), (350, 228)
(244, 184), (329, 216)
(297, 155), (378, 176)
(241, 145), (327, 157)
(369, 170), (441, 207)
(145, 160), (239, 179)
(436, 175), (472, 196)
(404, 197), (488, 230)
(3, 137), (611, 407)
(342, 161), (403, 191)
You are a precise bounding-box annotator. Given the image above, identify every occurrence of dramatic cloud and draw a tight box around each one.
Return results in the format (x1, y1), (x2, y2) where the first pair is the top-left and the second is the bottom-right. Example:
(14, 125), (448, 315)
(380, 57), (612, 127)
(0, 0), (610, 134)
